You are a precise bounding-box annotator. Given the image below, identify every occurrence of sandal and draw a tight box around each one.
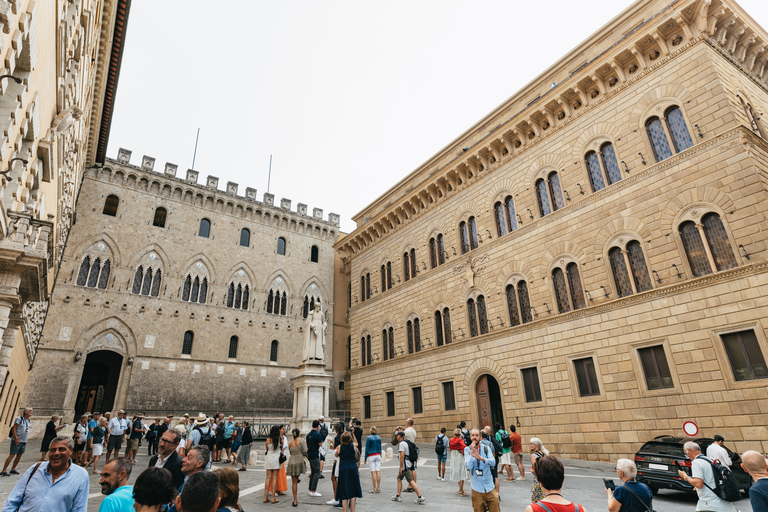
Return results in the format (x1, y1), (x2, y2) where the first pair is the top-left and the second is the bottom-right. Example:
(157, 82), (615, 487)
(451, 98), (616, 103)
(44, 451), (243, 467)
(369, 490), (376, 493)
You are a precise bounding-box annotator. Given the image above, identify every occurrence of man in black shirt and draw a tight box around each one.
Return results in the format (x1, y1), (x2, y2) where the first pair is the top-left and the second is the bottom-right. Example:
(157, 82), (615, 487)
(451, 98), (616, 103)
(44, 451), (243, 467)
(306, 420), (324, 497)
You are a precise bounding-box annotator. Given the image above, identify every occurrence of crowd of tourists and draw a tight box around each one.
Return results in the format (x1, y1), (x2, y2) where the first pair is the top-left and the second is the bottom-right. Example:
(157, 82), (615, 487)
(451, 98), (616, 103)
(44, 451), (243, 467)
(2, 407), (768, 512)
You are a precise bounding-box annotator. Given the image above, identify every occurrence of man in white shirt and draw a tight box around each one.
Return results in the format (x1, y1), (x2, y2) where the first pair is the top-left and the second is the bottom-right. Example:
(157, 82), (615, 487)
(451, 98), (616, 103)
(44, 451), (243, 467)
(106, 410), (126, 464)
(678, 441), (733, 512)
(403, 418), (418, 488)
(706, 435), (732, 468)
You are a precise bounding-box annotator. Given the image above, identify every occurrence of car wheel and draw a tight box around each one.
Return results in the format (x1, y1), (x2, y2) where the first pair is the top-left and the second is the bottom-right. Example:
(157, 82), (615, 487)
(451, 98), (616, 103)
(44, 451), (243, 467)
(649, 485), (659, 496)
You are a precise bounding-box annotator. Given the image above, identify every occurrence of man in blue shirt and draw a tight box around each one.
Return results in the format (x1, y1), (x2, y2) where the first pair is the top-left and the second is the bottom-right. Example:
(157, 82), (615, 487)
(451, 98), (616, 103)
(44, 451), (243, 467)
(98, 458), (134, 512)
(464, 428), (500, 512)
(223, 415), (235, 462)
(606, 458), (653, 512)
(742, 450), (768, 512)
(306, 420), (324, 496)
(2, 436), (89, 512)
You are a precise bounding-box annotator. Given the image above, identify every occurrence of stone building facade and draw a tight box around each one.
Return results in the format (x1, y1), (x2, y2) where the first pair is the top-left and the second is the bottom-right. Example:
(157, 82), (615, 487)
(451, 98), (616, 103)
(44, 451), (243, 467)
(24, 150), (342, 428)
(336, 0), (768, 461)
(0, 0), (128, 432)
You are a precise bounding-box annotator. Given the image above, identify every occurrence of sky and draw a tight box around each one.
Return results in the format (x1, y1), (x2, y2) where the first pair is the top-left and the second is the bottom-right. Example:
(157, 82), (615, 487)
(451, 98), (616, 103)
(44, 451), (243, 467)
(107, 0), (768, 234)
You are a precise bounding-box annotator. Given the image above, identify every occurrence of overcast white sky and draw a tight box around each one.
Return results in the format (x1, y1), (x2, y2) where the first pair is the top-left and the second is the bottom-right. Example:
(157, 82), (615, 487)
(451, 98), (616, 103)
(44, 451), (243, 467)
(107, 0), (768, 234)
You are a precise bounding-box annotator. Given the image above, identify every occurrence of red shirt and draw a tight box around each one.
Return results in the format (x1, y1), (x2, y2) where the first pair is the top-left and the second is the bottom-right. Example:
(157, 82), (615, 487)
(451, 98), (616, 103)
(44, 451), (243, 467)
(510, 432), (523, 453)
(449, 436), (466, 452)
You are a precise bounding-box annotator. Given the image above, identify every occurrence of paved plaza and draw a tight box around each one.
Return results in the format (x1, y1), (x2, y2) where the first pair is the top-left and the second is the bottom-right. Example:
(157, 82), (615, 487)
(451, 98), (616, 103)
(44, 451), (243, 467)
(0, 439), (755, 511)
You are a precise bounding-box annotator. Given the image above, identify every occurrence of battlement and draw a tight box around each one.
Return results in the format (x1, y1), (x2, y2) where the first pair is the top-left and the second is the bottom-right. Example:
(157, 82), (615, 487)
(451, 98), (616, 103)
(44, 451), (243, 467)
(113, 148), (340, 227)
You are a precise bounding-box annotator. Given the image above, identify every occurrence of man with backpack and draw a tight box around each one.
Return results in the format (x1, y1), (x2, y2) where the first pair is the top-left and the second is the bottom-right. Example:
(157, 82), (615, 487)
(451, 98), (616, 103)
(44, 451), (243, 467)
(495, 423), (513, 481)
(0, 407), (32, 477)
(677, 441), (735, 512)
(391, 430), (425, 504)
(188, 413), (214, 468)
(435, 428), (449, 480)
(482, 427), (502, 496)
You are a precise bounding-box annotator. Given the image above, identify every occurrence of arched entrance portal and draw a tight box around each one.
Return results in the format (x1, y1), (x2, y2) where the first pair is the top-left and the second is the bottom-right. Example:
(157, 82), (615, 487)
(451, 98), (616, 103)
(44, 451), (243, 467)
(74, 351), (123, 421)
(476, 374), (504, 430)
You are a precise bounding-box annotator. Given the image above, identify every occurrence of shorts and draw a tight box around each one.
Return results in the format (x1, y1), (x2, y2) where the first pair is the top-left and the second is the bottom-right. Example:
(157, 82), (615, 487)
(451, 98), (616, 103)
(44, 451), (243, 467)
(128, 439), (139, 451)
(74, 442), (85, 452)
(367, 454), (381, 472)
(107, 436), (123, 451)
(513, 452), (524, 464)
(10, 442), (26, 455)
(398, 468), (414, 483)
(490, 465), (498, 479)
(437, 452), (447, 464)
(320, 454), (325, 462)
(215, 440), (224, 450)
(500, 452), (512, 465)
(93, 443), (104, 456)
(223, 439), (232, 449)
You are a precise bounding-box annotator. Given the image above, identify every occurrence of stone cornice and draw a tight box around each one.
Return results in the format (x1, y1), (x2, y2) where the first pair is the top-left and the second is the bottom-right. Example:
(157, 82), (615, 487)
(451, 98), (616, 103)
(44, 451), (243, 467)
(348, 260), (768, 374)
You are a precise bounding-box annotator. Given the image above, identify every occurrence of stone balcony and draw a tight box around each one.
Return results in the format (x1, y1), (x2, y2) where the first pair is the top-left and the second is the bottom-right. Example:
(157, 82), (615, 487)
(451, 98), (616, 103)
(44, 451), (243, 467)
(0, 211), (52, 304)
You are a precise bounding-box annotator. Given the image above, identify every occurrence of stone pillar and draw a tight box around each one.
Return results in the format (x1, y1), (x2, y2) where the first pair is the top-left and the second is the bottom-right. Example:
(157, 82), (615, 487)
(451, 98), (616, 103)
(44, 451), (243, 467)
(0, 312), (22, 387)
(290, 362), (332, 434)
(0, 270), (23, 386)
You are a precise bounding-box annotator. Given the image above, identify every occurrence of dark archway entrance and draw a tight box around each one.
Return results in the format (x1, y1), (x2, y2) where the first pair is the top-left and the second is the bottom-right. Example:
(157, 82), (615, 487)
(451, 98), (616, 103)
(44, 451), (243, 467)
(74, 350), (123, 421)
(476, 374), (504, 430)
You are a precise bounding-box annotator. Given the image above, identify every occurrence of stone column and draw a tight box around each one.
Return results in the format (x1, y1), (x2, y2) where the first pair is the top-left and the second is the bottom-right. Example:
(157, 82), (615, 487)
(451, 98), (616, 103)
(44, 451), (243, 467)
(0, 312), (22, 387)
(0, 270), (23, 386)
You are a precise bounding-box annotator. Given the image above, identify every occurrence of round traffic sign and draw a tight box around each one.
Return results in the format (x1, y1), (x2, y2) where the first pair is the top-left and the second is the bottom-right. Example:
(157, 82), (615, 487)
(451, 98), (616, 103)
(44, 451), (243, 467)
(683, 421), (698, 437)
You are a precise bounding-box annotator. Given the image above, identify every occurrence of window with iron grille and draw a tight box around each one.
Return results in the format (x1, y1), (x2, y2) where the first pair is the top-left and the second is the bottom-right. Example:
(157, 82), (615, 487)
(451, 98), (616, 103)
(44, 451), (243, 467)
(229, 336), (239, 359)
(182, 331), (194, 355)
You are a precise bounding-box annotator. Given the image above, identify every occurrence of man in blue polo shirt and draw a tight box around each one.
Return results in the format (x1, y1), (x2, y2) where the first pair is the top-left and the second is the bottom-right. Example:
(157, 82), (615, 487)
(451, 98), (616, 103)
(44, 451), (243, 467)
(98, 458), (134, 512)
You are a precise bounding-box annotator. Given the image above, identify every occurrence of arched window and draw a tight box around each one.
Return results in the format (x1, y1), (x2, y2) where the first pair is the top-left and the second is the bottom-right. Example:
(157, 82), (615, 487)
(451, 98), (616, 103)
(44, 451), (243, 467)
(277, 237), (286, 255)
(494, 202), (507, 238)
(609, 247), (633, 298)
(535, 179), (551, 217)
(429, 235), (446, 268)
(361, 334), (371, 366)
(303, 296), (309, 318)
(504, 196), (518, 233)
(548, 172), (565, 211)
(466, 296), (487, 337)
(280, 291), (287, 315)
(406, 318), (421, 354)
(87, 258), (101, 288)
(552, 263), (586, 313)
(536, 172), (565, 217)
(442, 307), (452, 344)
(150, 269), (162, 297)
(270, 340), (278, 362)
(239, 228), (250, 247)
(435, 310), (444, 346)
(468, 217), (478, 250)
(198, 218), (211, 238)
(467, 298), (478, 337)
(429, 238), (438, 268)
(97, 260), (111, 289)
(477, 295), (488, 335)
(132, 266), (144, 294)
(182, 331), (193, 355)
(646, 106), (694, 162)
(403, 252), (411, 281)
(77, 256), (91, 286)
(346, 336), (351, 370)
(382, 326), (395, 361)
(738, 94), (766, 138)
(103, 195), (119, 216)
(360, 273), (370, 301)
(494, 196), (519, 237)
(141, 268), (153, 295)
(182, 275), (207, 303)
(627, 241), (652, 293)
(152, 207), (167, 228)
(310, 245), (319, 263)
(585, 143), (622, 192)
(229, 336), (238, 359)
(459, 221), (470, 254)
(380, 262), (392, 292)
(680, 213), (738, 277)
(435, 308), (453, 346)
(506, 281), (532, 327)
(78, 257), (110, 289)
(609, 242), (653, 298)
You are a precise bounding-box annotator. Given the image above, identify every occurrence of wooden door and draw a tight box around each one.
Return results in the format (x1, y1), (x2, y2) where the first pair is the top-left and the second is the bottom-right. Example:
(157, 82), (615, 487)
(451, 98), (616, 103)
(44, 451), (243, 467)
(476, 375), (492, 429)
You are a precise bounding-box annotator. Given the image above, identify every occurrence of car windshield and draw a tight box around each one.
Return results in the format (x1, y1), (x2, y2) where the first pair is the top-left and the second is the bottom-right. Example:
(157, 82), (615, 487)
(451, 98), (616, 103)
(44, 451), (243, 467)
(638, 443), (684, 456)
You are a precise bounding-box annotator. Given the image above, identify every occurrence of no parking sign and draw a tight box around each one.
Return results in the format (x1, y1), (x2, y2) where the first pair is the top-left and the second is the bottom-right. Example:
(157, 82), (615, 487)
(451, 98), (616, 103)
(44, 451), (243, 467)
(683, 421), (699, 437)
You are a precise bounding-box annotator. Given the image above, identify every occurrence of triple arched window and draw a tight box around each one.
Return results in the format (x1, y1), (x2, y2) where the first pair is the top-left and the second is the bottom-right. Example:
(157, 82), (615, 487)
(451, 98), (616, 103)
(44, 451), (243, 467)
(303, 296), (321, 319)
(434, 308), (452, 346)
(494, 196), (518, 237)
(152, 207), (167, 228)
(608, 242), (652, 298)
(552, 263), (586, 313)
(382, 326), (395, 361)
(679, 213), (738, 277)
(226, 283), (250, 310)
(380, 262), (392, 292)
(403, 248), (416, 281)
(131, 265), (162, 297)
(645, 106), (694, 162)
(360, 273), (371, 301)
(506, 281), (532, 327)
(429, 234), (445, 268)
(536, 172), (565, 217)
(585, 143), (622, 192)
(406, 318), (421, 354)
(267, 289), (287, 315)
(467, 295), (488, 337)
(459, 217), (478, 254)
(361, 334), (372, 367)
(182, 275), (208, 303)
(103, 195), (119, 216)
(77, 256), (111, 289)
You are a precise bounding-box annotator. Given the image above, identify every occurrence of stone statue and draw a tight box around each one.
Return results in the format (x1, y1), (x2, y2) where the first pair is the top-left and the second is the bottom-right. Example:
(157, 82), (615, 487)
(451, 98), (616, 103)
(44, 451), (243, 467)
(303, 303), (327, 363)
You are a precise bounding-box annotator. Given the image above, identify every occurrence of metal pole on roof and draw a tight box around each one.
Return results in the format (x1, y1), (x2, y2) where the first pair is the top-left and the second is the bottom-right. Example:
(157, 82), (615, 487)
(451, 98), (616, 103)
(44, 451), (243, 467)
(191, 128), (200, 170)
(267, 154), (272, 194)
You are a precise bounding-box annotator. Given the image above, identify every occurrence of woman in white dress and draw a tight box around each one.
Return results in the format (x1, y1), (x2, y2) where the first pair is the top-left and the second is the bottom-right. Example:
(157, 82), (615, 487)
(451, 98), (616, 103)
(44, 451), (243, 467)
(264, 425), (282, 504)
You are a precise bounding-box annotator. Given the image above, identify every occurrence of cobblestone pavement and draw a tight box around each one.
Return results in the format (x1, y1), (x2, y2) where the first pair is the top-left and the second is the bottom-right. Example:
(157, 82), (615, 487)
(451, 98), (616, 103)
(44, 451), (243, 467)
(0, 440), (753, 511)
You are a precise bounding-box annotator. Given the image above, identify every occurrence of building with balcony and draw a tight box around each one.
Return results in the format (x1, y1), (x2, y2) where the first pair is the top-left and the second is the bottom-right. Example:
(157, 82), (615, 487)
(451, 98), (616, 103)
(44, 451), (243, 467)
(336, 0), (768, 460)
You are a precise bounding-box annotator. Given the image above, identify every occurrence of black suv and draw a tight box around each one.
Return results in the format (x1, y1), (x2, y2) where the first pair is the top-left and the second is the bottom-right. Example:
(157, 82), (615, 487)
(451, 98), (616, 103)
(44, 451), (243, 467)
(634, 436), (752, 496)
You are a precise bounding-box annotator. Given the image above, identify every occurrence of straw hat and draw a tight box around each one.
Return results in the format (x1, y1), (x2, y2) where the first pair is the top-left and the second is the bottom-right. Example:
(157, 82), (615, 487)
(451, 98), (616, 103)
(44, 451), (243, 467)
(194, 413), (208, 426)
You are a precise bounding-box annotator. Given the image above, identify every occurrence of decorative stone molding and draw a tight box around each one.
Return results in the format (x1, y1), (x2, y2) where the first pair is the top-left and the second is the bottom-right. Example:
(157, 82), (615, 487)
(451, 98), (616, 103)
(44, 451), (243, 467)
(141, 156), (155, 171)
(117, 148), (131, 164)
(186, 170), (199, 183)
(164, 163), (178, 177)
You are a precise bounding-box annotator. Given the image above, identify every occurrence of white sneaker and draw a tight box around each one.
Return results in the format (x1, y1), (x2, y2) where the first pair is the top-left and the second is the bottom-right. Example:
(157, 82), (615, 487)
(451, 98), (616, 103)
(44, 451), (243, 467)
(309, 491), (322, 497)
(437, 476), (442, 480)
(326, 499), (339, 505)
(516, 476), (526, 481)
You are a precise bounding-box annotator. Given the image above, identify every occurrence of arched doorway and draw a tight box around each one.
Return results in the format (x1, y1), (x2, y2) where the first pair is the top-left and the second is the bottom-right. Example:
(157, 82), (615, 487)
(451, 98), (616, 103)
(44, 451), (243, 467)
(476, 374), (504, 430)
(74, 351), (123, 421)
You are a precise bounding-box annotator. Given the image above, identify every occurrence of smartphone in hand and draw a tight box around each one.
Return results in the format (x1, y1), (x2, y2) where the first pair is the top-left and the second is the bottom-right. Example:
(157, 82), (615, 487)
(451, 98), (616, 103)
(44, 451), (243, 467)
(603, 478), (616, 490)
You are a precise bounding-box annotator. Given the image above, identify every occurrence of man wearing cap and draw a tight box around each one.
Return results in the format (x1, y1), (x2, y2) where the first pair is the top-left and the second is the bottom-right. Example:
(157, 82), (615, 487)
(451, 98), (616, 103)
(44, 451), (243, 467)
(318, 416), (329, 475)
(128, 413), (145, 464)
(106, 410), (126, 464)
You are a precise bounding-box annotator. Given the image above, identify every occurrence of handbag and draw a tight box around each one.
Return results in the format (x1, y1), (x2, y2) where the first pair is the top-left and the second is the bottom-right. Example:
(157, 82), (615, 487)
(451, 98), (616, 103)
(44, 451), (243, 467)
(279, 452), (287, 465)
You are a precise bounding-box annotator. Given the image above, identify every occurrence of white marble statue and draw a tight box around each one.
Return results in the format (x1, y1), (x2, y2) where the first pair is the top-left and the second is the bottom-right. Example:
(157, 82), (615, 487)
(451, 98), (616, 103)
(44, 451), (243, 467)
(303, 303), (327, 362)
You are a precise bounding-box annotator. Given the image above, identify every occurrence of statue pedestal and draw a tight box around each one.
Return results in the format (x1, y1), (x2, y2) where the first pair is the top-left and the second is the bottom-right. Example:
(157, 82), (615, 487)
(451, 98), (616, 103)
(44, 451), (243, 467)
(291, 361), (332, 434)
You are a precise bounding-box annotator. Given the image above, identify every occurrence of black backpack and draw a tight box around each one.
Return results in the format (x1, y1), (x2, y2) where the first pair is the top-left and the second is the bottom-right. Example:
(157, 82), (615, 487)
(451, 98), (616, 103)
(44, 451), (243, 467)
(698, 456), (741, 502)
(462, 429), (471, 446)
(489, 436), (503, 460)
(435, 435), (445, 455)
(499, 430), (512, 449)
(404, 439), (419, 468)
(194, 426), (214, 449)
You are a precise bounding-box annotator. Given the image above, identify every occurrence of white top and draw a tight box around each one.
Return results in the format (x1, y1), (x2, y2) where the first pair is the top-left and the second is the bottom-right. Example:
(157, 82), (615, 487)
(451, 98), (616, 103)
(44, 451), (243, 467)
(706, 443), (731, 467)
(108, 417), (124, 436)
(692, 456), (733, 512)
(404, 426), (417, 443)
(398, 440), (413, 470)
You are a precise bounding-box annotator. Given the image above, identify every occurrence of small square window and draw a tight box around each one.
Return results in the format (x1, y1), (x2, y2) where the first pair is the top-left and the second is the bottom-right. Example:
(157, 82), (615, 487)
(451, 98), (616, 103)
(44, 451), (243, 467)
(573, 357), (600, 397)
(412, 387), (423, 415)
(721, 330), (768, 381)
(638, 345), (674, 390)
(339, 381), (345, 391)
(363, 395), (371, 419)
(442, 382), (456, 411)
(386, 391), (395, 417)
(521, 367), (542, 402)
